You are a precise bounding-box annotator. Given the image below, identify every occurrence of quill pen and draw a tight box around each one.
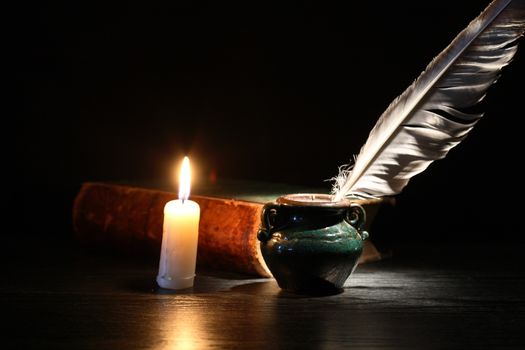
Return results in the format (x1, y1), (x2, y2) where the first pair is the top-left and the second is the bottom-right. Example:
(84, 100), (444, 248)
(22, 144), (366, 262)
(333, 0), (525, 201)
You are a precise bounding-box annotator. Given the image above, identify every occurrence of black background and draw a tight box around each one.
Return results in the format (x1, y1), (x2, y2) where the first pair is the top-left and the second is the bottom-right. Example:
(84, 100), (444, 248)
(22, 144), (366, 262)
(13, 0), (525, 245)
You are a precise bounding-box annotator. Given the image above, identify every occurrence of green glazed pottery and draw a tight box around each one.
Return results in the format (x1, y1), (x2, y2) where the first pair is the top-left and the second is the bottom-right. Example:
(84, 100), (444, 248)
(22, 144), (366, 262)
(257, 194), (368, 294)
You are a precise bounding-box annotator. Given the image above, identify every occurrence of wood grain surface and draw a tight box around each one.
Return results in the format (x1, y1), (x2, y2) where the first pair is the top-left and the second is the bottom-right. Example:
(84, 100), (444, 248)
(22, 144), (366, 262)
(3, 236), (525, 349)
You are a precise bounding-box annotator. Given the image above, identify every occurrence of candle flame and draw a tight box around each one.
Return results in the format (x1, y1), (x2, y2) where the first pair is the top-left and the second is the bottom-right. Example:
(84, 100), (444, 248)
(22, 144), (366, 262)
(179, 156), (191, 201)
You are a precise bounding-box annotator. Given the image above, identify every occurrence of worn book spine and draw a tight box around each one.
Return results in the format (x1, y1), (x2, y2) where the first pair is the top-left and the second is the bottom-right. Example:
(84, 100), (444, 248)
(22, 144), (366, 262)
(73, 182), (383, 277)
(73, 182), (271, 277)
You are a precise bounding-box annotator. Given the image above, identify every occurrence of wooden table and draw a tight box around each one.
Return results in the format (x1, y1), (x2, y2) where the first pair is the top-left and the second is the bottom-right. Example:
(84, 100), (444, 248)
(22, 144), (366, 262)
(3, 236), (525, 349)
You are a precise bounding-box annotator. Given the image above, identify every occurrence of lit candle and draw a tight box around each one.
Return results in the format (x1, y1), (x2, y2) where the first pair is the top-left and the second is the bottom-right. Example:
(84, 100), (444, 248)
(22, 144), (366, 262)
(157, 156), (201, 290)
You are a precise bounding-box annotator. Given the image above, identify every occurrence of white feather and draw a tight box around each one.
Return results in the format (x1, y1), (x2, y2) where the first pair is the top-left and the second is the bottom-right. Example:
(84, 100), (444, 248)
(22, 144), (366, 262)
(333, 0), (525, 201)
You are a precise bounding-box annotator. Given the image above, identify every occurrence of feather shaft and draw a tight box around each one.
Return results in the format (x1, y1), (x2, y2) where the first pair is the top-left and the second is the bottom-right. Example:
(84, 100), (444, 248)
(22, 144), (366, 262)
(333, 0), (525, 200)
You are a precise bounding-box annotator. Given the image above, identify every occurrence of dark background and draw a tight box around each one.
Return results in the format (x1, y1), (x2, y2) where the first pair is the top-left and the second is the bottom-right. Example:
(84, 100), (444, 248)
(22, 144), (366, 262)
(13, 1), (525, 246)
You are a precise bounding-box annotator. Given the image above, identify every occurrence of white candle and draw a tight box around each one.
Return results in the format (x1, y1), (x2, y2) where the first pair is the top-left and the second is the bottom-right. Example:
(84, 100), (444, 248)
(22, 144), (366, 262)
(157, 156), (200, 290)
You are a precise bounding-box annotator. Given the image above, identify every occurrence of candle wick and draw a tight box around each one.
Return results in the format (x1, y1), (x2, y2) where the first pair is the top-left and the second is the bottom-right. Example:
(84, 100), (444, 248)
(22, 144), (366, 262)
(181, 198), (185, 205)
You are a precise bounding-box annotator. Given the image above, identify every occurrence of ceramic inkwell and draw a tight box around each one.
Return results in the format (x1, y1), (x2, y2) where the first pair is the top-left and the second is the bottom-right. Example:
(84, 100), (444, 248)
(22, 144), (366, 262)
(257, 193), (368, 295)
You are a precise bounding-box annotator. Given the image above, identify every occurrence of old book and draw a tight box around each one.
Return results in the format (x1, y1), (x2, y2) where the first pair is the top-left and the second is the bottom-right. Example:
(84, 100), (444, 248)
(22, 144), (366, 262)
(73, 181), (386, 277)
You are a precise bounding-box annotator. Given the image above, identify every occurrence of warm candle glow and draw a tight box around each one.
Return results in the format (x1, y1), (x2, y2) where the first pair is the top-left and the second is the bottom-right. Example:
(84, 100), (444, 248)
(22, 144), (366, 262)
(179, 156), (191, 201)
(157, 156), (201, 290)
